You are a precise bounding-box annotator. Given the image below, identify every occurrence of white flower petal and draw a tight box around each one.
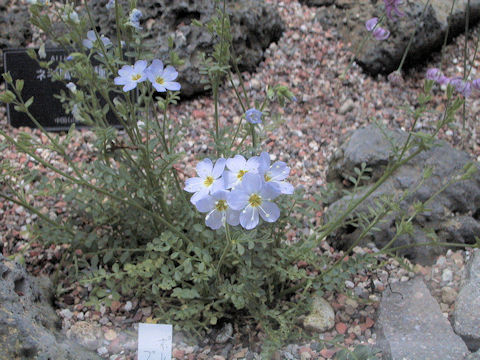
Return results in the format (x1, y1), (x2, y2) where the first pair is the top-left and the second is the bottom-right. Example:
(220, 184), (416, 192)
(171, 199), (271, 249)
(134, 60), (148, 73)
(196, 158), (213, 178)
(257, 152), (271, 174)
(269, 161), (290, 181)
(227, 190), (249, 210)
(240, 206), (259, 230)
(123, 82), (137, 92)
(224, 171), (238, 189)
(114, 76), (128, 85)
(226, 209), (240, 226)
(226, 155), (246, 172)
(246, 156), (260, 172)
(184, 177), (204, 193)
(195, 195), (215, 213)
(260, 181), (281, 199)
(163, 65), (178, 81)
(212, 190), (229, 201)
(152, 83), (167, 92)
(211, 178), (226, 193)
(258, 201), (280, 223)
(212, 158), (226, 179)
(242, 173), (262, 194)
(205, 210), (224, 230)
(164, 81), (181, 91)
(274, 181), (294, 195)
(190, 189), (209, 204)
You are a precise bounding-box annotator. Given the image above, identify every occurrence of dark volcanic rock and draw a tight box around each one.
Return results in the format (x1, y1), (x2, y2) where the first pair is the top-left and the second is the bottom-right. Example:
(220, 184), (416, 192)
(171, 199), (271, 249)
(325, 125), (480, 264)
(375, 277), (469, 360)
(454, 249), (480, 352)
(0, 254), (100, 359)
(87, 0), (285, 97)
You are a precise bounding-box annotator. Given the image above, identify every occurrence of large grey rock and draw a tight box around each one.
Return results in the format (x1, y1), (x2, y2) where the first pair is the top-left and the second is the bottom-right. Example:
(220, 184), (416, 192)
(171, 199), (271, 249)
(454, 249), (480, 351)
(375, 277), (469, 360)
(0, 254), (100, 359)
(302, 295), (335, 332)
(314, 0), (480, 75)
(87, 0), (284, 97)
(325, 125), (480, 264)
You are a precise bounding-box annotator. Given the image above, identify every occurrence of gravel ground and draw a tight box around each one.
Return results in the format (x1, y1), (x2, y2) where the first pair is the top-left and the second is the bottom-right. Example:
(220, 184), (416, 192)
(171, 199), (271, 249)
(1, 0), (480, 358)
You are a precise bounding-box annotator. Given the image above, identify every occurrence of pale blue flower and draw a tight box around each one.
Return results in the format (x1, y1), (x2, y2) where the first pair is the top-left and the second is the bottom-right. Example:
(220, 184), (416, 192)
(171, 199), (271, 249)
(245, 108), (263, 124)
(195, 190), (240, 230)
(83, 30), (112, 50)
(224, 154), (260, 189)
(257, 152), (294, 195)
(114, 60), (148, 92)
(145, 60), (181, 92)
(184, 158), (226, 205)
(66, 82), (77, 93)
(128, 8), (143, 30)
(384, 0), (404, 21)
(227, 173), (280, 230)
(106, 0), (115, 10)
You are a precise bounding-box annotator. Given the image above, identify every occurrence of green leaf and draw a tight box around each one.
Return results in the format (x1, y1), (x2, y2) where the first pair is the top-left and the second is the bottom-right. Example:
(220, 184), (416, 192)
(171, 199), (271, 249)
(24, 97), (34, 109)
(16, 79), (24, 92)
(0, 90), (16, 104)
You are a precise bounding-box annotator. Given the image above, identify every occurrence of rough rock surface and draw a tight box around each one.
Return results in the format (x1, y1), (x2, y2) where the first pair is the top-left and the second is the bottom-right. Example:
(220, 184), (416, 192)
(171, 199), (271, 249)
(325, 125), (480, 264)
(302, 295), (335, 332)
(313, 0), (480, 75)
(87, 0), (285, 97)
(0, 254), (100, 359)
(0, 0), (32, 73)
(454, 249), (480, 352)
(375, 277), (469, 360)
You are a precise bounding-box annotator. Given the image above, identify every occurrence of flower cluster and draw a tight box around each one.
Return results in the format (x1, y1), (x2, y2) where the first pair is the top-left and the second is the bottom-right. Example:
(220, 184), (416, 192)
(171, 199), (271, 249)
(365, 18), (390, 40)
(184, 152), (293, 230)
(426, 68), (480, 98)
(114, 59), (181, 92)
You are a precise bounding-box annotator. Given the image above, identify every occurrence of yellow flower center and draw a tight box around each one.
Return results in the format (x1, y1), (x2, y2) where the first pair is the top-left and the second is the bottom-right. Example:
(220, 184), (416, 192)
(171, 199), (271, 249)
(264, 173), (272, 182)
(131, 73), (142, 81)
(237, 170), (248, 180)
(248, 193), (262, 208)
(215, 200), (228, 212)
(203, 176), (214, 187)
(156, 76), (165, 85)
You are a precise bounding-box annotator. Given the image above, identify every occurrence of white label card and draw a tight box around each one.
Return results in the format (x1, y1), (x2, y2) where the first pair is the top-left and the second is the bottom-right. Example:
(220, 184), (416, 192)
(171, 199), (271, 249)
(138, 323), (172, 360)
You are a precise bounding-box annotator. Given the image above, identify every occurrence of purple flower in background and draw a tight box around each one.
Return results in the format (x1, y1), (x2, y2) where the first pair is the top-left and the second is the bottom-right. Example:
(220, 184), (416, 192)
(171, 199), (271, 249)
(114, 60), (147, 92)
(449, 78), (472, 98)
(426, 68), (441, 81)
(145, 60), (181, 92)
(245, 108), (263, 124)
(384, 0), (405, 21)
(106, 0), (115, 10)
(365, 17), (379, 31)
(373, 27), (390, 40)
(365, 18), (390, 40)
(472, 78), (480, 91)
